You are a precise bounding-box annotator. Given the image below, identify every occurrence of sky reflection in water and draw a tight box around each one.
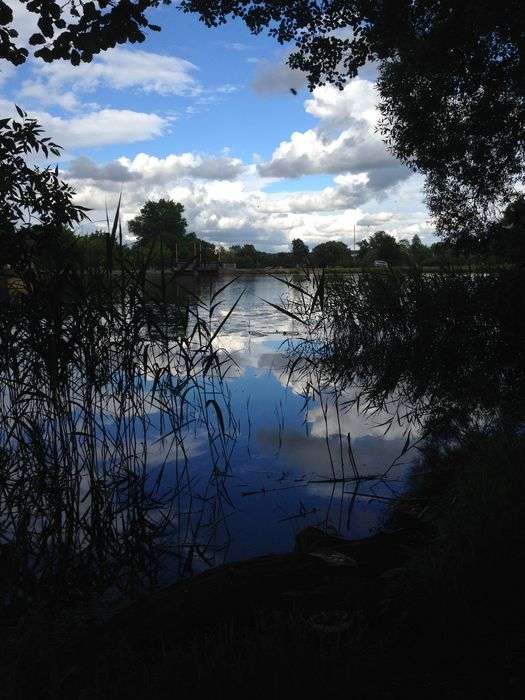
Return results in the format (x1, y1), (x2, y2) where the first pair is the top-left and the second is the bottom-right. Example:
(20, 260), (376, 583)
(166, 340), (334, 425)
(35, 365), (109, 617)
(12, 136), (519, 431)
(148, 275), (416, 577)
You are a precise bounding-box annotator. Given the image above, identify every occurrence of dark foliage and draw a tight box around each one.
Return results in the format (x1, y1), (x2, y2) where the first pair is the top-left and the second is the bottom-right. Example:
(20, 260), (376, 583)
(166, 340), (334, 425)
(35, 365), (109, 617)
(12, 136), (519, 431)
(128, 198), (215, 264)
(291, 237), (309, 265)
(290, 267), (525, 436)
(0, 0), (165, 65)
(181, 1), (524, 242)
(0, 107), (88, 269)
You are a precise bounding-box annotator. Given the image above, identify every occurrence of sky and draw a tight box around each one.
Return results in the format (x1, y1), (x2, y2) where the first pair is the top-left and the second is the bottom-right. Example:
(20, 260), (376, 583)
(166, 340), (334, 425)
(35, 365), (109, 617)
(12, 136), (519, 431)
(1, 2), (434, 251)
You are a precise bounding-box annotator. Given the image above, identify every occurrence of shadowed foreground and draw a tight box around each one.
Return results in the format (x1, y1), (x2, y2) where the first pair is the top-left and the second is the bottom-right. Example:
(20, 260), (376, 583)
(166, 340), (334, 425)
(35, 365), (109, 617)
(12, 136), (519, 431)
(3, 438), (524, 700)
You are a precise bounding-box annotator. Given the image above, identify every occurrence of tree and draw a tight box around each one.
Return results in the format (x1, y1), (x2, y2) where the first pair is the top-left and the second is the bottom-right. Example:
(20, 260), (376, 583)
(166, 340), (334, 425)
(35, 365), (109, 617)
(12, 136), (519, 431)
(128, 199), (209, 264)
(311, 241), (350, 268)
(180, 1), (523, 243)
(0, 107), (88, 270)
(367, 231), (405, 265)
(291, 238), (309, 266)
(129, 199), (187, 244)
(230, 243), (258, 269)
(484, 195), (525, 262)
(3, 3), (522, 244)
(0, 0), (163, 65)
(409, 235), (428, 264)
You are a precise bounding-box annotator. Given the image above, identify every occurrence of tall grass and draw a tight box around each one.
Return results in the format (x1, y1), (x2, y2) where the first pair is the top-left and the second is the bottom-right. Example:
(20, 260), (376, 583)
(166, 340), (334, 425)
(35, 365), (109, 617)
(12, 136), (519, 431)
(278, 266), (525, 439)
(0, 213), (241, 612)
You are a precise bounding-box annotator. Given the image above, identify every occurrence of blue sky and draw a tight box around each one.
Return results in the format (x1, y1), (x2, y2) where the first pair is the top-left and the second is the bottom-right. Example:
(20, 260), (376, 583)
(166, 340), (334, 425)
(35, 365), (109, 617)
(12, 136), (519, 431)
(1, 2), (432, 251)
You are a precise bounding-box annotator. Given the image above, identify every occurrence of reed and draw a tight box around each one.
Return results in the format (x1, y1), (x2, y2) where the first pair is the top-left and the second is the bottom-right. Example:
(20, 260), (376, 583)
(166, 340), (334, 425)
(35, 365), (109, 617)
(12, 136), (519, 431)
(0, 208), (241, 612)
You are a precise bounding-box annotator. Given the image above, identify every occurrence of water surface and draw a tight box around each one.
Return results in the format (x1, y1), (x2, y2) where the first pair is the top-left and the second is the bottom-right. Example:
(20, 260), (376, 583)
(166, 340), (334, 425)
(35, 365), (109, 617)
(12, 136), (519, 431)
(153, 274), (416, 577)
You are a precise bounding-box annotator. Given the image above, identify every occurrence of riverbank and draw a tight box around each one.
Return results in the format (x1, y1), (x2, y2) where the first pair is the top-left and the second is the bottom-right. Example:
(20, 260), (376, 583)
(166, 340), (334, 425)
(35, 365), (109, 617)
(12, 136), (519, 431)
(2, 431), (524, 699)
(172, 263), (512, 276)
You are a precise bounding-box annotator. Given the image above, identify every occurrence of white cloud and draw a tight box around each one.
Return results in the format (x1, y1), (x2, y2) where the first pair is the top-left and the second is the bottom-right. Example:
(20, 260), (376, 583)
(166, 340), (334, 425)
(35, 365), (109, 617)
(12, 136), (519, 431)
(67, 156), (140, 183)
(64, 108), (429, 250)
(4, 1), (37, 47)
(221, 42), (250, 52)
(0, 49), (431, 251)
(20, 48), (199, 109)
(44, 109), (168, 148)
(67, 152), (246, 183)
(0, 62), (15, 86)
(70, 166), (430, 250)
(0, 100), (169, 148)
(304, 80), (380, 129)
(257, 79), (412, 198)
(19, 80), (81, 112)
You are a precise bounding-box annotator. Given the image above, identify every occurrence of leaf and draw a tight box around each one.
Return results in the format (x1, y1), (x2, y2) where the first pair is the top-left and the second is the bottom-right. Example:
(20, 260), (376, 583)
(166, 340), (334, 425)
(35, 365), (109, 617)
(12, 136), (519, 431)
(259, 298), (308, 326)
(209, 289), (245, 344)
(310, 267), (325, 313)
(29, 33), (46, 45)
(400, 430), (411, 455)
(206, 399), (226, 436)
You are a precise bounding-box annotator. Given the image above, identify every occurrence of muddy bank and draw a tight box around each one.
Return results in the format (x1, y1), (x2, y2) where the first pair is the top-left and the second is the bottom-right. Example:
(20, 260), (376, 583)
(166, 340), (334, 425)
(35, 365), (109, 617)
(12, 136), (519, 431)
(4, 521), (430, 699)
(3, 510), (523, 699)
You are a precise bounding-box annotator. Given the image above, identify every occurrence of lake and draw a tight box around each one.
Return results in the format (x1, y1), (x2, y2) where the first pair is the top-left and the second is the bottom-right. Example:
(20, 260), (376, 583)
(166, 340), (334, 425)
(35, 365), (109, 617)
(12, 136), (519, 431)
(146, 273), (418, 579)
(0, 272), (421, 602)
(12, 263), (524, 607)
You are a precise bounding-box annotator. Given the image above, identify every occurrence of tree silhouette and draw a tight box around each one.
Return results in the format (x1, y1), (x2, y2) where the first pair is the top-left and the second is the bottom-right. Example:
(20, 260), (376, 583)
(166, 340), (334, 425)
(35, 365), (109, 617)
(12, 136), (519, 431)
(291, 238), (309, 265)
(180, 1), (523, 242)
(367, 231), (404, 265)
(129, 199), (197, 261)
(129, 199), (187, 244)
(0, 0), (162, 65)
(312, 240), (350, 267)
(0, 107), (88, 269)
(2, 1), (522, 243)
(128, 198), (215, 265)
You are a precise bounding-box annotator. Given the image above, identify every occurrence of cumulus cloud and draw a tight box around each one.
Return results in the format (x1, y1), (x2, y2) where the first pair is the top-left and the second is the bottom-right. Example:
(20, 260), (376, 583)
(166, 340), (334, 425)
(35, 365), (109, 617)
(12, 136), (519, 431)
(66, 152), (246, 184)
(71, 165), (430, 250)
(122, 152), (247, 182)
(304, 80), (380, 129)
(38, 108), (168, 148)
(0, 99), (169, 148)
(356, 212), (394, 228)
(257, 79), (412, 198)
(260, 174), (374, 213)
(258, 126), (411, 192)
(17, 48), (199, 111)
(2, 62), (430, 250)
(67, 156), (140, 183)
(64, 110), (429, 249)
(0, 63), (15, 86)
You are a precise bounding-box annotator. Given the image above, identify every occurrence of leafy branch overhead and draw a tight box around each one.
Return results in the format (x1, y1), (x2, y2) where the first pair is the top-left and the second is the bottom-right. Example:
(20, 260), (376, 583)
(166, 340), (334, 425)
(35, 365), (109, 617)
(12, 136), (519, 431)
(0, 0), (164, 65)
(0, 107), (89, 265)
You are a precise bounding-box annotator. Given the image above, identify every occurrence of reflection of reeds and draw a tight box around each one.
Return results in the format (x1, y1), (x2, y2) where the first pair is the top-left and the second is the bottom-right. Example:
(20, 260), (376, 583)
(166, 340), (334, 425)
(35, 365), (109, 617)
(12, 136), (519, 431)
(280, 266), (525, 437)
(0, 213), (242, 612)
(273, 266), (525, 534)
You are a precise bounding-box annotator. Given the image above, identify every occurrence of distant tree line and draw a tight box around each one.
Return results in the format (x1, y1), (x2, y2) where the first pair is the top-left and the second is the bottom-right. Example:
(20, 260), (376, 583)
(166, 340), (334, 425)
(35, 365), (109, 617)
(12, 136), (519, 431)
(2, 2), (522, 252)
(1, 105), (522, 275)
(215, 212), (525, 269)
(16, 196), (524, 273)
